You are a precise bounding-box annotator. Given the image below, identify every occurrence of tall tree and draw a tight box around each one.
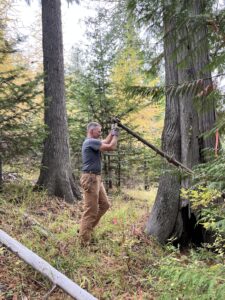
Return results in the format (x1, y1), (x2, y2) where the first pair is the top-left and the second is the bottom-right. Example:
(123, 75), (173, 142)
(34, 0), (80, 202)
(145, 2), (182, 243)
(146, 0), (216, 244)
(128, 0), (217, 244)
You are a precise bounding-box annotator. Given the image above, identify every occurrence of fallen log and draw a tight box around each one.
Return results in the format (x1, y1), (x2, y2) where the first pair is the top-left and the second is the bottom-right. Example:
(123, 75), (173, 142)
(0, 230), (98, 300)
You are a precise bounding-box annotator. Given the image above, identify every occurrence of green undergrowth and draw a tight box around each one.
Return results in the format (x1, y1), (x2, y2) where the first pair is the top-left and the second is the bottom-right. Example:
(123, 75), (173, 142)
(0, 182), (225, 299)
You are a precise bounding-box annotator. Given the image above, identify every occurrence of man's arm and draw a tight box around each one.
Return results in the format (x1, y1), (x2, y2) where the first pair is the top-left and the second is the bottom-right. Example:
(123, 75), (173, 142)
(100, 135), (118, 151)
(102, 132), (113, 144)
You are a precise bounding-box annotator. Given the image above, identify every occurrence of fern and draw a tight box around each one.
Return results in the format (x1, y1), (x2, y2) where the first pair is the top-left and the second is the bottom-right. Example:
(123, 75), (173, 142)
(193, 154), (225, 192)
(147, 252), (225, 300)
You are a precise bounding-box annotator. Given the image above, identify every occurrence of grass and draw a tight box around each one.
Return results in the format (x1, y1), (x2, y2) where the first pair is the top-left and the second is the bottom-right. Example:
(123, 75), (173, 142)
(0, 182), (225, 299)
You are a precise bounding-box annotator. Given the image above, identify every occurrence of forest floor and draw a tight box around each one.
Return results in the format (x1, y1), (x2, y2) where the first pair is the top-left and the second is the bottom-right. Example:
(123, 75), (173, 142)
(0, 179), (225, 300)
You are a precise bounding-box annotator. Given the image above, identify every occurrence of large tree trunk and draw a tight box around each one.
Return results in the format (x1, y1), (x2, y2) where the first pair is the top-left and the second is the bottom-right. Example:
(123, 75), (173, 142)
(36, 0), (80, 202)
(189, 0), (216, 159)
(146, 0), (216, 244)
(146, 8), (182, 243)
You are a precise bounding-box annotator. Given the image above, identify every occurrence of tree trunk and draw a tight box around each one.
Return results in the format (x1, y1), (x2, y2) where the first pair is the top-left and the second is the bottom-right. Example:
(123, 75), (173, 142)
(0, 155), (2, 192)
(103, 154), (109, 192)
(36, 0), (80, 202)
(117, 149), (121, 188)
(108, 155), (113, 189)
(176, 0), (216, 242)
(189, 0), (216, 159)
(144, 157), (149, 190)
(146, 8), (182, 243)
(146, 0), (216, 244)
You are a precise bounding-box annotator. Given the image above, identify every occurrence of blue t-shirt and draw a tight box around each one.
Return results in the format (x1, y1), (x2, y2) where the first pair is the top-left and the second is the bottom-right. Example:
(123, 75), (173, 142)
(82, 138), (102, 173)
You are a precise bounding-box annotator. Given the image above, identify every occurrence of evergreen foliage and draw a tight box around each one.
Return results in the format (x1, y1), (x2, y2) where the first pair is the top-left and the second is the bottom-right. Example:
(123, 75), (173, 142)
(66, 4), (163, 189)
(151, 250), (225, 299)
(130, 0), (224, 102)
(0, 6), (43, 187)
(193, 154), (225, 192)
(0, 69), (43, 160)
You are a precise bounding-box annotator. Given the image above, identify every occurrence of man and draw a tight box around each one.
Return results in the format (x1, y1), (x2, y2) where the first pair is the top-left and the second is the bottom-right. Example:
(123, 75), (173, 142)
(79, 121), (119, 244)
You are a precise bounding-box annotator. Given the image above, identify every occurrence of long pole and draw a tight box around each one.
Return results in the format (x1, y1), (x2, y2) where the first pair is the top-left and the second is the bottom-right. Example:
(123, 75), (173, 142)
(0, 230), (97, 300)
(112, 117), (193, 175)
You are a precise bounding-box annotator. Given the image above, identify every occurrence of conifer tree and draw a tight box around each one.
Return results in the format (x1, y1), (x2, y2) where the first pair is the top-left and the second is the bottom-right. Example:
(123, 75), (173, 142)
(128, 0), (217, 244)
(66, 4), (156, 190)
(0, 0), (43, 190)
(27, 0), (81, 202)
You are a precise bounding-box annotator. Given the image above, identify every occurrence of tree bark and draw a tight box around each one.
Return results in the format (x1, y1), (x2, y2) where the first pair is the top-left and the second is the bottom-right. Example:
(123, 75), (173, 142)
(108, 155), (113, 189)
(189, 0), (216, 159)
(36, 0), (80, 202)
(117, 149), (121, 188)
(177, 0), (216, 216)
(0, 155), (2, 192)
(146, 7), (182, 243)
(146, 0), (216, 244)
(144, 157), (149, 190)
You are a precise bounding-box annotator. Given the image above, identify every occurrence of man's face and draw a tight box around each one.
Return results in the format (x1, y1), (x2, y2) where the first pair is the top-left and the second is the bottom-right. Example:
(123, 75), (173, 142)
(91, 126), (102, 139)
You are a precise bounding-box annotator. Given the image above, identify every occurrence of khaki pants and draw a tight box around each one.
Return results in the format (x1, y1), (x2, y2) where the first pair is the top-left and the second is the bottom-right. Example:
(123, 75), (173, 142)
(79, 173), (110, 243)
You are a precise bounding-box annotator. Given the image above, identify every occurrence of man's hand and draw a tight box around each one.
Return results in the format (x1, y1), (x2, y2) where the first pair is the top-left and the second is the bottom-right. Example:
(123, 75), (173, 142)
(111, 128), (119, 137)
(111, 123), (119, 137)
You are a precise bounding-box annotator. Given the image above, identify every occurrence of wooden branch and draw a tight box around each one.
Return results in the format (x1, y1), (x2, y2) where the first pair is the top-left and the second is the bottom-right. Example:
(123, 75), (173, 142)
(113, 117), (193, 175)
(43, 284), (57, 299)
(0, 230), (98, 300)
